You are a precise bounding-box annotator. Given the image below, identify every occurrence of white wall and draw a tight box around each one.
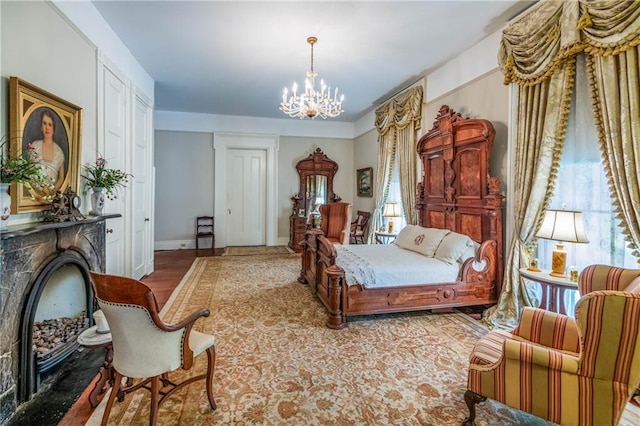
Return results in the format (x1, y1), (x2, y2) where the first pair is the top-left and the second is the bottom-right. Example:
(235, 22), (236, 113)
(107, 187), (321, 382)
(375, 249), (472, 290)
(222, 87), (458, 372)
(1, 1), (97, 222)
(52, 0), (154, 100)
(154, 131), (214, 249)
(1, 0), (154, 225)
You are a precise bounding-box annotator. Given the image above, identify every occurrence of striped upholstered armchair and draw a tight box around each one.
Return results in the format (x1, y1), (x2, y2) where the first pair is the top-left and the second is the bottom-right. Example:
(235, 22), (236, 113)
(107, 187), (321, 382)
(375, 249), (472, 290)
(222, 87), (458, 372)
(464, 264), (640, 426)
(319, 202), (353, 245)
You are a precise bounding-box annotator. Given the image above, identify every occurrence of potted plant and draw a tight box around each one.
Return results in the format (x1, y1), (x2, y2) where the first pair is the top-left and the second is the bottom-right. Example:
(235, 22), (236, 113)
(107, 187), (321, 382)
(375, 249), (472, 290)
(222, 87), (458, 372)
(81, 157), (131, 215)
(0, 138), (55, 230)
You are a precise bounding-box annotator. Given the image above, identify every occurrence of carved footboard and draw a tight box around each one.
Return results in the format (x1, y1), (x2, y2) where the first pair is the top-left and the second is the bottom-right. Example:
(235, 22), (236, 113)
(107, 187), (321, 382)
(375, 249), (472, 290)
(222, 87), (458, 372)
(303, 233), (499, 329)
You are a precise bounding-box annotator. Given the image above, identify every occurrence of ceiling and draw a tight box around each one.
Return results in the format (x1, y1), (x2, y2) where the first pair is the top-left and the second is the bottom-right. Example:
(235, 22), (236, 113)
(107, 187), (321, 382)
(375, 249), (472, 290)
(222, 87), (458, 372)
(91, 1), (535, 123)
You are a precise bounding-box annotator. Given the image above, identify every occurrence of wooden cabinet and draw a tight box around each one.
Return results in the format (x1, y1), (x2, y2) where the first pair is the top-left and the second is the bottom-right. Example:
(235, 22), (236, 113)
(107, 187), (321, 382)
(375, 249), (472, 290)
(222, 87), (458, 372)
(288, 216), (308, 253)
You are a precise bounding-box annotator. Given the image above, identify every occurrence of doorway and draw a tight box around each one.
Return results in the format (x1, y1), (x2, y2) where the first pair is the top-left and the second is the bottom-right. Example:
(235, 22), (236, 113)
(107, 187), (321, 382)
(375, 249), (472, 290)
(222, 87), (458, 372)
(213, 133), (278, 248)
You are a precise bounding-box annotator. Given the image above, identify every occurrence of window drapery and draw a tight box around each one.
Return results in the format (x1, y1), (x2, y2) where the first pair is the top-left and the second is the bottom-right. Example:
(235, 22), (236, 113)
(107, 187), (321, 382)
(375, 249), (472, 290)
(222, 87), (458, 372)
(372, 85), (423, 238)
(484, 0), (640, 329)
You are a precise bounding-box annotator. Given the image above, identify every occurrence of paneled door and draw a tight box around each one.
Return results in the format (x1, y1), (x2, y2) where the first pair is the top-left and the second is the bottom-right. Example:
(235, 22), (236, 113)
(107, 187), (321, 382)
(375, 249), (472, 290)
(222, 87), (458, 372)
(99, 62), (128, 275)
(214, 133), (278, 248)
(132, 92), (153, 279)
(226, 148), (266, 246)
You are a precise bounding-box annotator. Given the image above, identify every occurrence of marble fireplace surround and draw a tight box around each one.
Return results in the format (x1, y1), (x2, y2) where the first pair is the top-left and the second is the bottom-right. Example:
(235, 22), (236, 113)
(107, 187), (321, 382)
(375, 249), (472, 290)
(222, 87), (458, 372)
(0, 216), (115, 423)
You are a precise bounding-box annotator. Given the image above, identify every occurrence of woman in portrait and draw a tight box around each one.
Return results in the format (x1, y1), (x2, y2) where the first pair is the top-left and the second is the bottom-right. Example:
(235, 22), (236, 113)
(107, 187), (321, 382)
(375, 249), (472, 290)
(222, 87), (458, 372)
(31, 109), (65, 196)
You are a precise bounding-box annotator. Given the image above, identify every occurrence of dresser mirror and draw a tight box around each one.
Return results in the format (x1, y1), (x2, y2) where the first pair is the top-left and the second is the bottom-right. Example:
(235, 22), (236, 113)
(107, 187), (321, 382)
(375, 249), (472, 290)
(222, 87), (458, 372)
(305, 174), (327, 217)
(288, 148), (341, 252)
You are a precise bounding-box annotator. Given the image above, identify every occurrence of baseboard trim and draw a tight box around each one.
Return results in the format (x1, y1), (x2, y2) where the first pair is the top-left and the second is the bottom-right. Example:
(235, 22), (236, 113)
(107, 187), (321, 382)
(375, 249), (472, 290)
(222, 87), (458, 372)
(154, 240), (196, 251)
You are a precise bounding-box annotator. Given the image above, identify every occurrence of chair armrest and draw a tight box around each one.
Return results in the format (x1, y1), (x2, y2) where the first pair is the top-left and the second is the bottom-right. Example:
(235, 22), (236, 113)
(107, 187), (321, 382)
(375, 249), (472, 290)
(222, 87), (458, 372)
(505, 339), (580, 374)
(147, 291), (210, 332)
(512, 307), (580, 354)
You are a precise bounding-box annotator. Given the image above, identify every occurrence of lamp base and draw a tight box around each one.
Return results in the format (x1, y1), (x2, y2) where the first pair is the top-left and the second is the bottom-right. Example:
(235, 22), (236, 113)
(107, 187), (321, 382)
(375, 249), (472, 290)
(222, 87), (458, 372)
(549, 243), (567, 278)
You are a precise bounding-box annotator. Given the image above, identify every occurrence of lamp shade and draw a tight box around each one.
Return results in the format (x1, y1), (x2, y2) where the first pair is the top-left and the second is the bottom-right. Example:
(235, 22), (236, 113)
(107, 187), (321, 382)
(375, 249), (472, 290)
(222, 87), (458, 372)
(536, 209), (589, 243)
(383, 202), (400, 217)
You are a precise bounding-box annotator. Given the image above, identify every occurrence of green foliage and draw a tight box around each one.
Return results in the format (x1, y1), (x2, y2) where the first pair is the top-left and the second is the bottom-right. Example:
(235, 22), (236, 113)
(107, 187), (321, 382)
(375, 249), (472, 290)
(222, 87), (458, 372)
(82, 157), (132, 200)
(0, 137), (54, 200)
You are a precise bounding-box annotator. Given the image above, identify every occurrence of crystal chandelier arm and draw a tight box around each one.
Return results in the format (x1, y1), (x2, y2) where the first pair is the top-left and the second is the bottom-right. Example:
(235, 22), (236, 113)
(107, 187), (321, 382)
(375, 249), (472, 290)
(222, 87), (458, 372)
(279, 36), (344, 119)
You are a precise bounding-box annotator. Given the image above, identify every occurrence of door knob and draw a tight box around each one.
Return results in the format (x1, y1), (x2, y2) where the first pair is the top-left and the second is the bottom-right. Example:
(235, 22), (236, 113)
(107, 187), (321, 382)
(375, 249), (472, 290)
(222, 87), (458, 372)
(106, 228), (113, 234)
(145, 218), (150, 222)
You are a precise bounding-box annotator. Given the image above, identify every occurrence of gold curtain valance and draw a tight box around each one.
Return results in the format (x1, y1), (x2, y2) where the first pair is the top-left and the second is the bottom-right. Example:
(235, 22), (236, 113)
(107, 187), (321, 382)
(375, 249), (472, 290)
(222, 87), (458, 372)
(374, 85), (424, 136)
(499, 0), (640, 86)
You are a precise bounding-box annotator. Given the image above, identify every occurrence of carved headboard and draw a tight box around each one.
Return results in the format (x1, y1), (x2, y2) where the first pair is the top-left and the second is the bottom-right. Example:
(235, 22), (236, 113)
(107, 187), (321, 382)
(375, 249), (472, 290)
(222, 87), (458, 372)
(416, 105), (504, 275)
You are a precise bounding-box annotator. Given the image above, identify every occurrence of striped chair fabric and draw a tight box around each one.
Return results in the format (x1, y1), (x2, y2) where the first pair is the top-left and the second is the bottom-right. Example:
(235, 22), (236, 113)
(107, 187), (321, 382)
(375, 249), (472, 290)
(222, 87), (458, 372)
(319, 202), (352, 245)
(464, 264), (640, 426)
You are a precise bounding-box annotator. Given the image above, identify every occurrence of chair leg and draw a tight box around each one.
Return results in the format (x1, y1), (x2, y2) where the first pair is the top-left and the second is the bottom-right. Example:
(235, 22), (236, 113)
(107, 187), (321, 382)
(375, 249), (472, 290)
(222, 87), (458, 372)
(149, 376), (160, 426)
(101, 371), (122, 426)
(205, 346), (217, 410)
(462, 390), (486, 426)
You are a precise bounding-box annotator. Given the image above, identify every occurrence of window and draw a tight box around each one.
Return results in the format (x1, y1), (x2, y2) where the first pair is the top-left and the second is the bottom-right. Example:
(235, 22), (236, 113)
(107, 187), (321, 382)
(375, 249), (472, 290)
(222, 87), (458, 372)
(535, 56), (637, 314)
(386, 157), (407, 232)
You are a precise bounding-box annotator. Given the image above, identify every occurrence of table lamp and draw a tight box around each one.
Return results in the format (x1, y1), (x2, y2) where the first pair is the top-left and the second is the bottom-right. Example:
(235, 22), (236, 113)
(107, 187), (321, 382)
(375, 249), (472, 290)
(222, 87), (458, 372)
(535, 208), (589, 277)
(382, 202), (400, 233)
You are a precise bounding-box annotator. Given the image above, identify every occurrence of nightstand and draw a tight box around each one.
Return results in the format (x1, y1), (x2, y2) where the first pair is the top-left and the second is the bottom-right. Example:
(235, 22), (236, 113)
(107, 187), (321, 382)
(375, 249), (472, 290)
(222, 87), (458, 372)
(375, 231), (398, 244)
(519, 268), (579, 315)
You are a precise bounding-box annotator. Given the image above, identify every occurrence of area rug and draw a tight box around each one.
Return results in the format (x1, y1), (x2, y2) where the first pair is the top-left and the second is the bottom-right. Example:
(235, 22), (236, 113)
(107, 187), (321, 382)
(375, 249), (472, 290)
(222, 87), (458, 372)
(222, 245), (294, 256)
(87, 254), (638, 425)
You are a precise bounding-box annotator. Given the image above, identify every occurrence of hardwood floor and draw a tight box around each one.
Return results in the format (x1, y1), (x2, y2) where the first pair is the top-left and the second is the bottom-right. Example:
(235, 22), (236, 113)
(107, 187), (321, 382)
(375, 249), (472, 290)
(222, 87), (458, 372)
(141, 249), (199, 308)
(58, 249), (203, 426)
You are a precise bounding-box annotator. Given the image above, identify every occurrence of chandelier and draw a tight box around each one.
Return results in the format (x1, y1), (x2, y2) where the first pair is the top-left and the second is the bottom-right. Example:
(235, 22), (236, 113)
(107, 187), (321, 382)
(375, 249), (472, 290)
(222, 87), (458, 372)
(280, 36), (344, 119)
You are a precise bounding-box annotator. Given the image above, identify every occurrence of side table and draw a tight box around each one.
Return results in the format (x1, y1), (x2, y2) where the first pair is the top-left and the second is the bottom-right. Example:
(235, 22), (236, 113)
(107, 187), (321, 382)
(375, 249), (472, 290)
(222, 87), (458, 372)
(375, 231), (398, 244)
(519, 268), (579, 315)
(77, 325), (133, 407)
(77, 325), (113, 407)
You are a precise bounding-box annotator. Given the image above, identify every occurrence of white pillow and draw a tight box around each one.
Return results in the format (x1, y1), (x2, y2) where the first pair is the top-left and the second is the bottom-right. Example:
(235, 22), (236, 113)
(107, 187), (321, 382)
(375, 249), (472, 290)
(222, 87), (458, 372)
(624, 275), (640, 293)
(434, 232), (479, 264)
(394, 225), (450, 257)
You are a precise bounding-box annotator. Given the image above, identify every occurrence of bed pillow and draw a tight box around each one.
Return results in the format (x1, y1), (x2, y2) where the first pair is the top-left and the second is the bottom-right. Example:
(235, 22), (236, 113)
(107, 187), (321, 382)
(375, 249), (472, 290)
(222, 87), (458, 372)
(434, 232), (479, 265)
(394, 225), (450, 257)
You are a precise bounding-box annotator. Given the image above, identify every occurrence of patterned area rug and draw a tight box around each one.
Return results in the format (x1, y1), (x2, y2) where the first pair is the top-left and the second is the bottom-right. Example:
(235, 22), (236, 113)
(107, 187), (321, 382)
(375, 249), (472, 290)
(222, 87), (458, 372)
(87, 254), (638, 425)
(222, 245), (294, 256)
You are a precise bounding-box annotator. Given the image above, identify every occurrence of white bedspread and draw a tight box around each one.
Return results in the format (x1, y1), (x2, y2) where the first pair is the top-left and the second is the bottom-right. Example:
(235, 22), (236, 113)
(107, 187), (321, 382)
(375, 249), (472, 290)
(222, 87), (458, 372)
(334, 244), (461, 289)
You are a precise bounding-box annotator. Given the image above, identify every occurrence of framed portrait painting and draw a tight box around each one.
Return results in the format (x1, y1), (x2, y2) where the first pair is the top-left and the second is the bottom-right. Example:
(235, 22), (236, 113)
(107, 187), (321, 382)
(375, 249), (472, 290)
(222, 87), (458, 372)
(9, 77), (82, 213)
(357, 167), (373, 197)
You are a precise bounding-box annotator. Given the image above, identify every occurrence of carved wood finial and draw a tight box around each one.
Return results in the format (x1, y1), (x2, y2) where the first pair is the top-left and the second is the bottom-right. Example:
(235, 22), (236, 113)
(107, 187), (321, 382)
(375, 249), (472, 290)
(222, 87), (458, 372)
(488, 175), (501, 195)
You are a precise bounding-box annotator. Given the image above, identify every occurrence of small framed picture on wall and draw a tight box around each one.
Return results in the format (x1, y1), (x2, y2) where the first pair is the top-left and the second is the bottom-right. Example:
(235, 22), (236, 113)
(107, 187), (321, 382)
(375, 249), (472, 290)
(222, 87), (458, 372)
(357, 167), (373, 197)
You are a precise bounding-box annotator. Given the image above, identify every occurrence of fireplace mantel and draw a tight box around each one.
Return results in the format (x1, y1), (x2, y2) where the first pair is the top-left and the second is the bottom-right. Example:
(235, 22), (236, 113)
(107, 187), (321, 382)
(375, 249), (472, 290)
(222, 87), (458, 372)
(0, 214), (119, 423)
(1, 214), (120, 240)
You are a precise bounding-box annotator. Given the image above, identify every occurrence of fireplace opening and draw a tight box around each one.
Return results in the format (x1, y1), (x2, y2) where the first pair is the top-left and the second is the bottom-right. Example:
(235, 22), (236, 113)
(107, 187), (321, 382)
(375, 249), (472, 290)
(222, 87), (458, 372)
(19, 251), (94, 403)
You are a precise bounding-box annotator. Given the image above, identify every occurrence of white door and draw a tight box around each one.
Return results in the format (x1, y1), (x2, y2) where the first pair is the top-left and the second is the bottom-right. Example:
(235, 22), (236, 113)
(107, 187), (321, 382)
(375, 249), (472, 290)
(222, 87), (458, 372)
(213, 133), (278, 248)
(100, 64), (128, 275)
(132, 93), (153, 279)
(226, 148), (266, 246)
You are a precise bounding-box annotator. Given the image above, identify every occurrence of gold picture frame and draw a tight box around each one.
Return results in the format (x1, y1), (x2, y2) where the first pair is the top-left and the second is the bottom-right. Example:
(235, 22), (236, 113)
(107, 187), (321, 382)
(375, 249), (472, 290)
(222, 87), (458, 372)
(357, 167), (373, 197)
(9, 77), (82, 213)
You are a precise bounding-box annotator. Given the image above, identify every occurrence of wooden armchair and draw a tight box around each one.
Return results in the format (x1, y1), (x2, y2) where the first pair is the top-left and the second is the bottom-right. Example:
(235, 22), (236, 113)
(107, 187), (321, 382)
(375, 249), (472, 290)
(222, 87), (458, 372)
(89, 271), (217, 426)
(463, 264), (640, 426)
(319, 202), (353, 245)
(350, 210), (371, 244)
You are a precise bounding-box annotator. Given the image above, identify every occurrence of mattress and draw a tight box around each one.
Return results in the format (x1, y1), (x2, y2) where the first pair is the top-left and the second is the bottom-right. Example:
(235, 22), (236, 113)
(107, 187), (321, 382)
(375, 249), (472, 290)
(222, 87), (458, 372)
(334, 243), (461, 289)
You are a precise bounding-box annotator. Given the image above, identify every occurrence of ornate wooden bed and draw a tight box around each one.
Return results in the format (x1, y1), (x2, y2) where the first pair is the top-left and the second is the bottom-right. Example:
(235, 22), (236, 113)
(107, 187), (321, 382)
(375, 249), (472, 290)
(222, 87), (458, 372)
(298, 106), (504, 329)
